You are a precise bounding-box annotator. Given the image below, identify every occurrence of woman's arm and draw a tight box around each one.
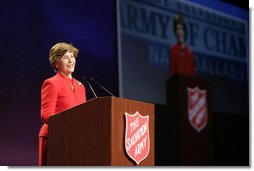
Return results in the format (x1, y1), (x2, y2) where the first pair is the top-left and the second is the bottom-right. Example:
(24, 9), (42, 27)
(40, 80), (57, 124)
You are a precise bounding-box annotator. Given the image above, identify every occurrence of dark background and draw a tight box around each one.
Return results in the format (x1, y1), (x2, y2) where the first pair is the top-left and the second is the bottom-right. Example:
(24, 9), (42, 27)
(0, 0), (118, 165)
(0, 0), (249, 166)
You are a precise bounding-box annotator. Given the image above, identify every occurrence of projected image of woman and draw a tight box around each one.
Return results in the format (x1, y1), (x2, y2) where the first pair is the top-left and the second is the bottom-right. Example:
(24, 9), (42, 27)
(168, 15), (196, 78)
(38, 42), (87, 166)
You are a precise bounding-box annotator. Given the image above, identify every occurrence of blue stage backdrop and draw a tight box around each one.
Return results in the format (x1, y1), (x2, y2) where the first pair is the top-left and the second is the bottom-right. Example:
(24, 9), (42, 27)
(0, 0), (117, 165)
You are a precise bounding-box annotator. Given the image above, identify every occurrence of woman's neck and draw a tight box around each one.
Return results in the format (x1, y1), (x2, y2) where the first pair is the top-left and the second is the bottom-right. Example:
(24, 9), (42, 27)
(178, 42), (185, 49)
(58, 71), (72, 79)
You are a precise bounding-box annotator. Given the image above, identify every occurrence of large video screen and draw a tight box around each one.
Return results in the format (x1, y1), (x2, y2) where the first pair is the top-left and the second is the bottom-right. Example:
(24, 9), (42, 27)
(117, 0), (249, 115)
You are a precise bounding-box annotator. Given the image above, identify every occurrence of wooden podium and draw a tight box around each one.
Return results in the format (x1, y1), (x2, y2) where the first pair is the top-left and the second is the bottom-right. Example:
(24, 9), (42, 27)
(165, 74), (214, 165)
(47, 97), (154, 166)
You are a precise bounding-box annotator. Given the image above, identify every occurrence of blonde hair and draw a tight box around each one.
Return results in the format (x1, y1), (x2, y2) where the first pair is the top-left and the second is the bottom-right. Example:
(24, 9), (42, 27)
(49, 42), (79, 70)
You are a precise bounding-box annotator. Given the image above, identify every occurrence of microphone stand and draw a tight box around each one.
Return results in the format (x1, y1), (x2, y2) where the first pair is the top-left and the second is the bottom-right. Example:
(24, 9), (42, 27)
(89, 77), (115, 97)
(81, 76), (98, 98)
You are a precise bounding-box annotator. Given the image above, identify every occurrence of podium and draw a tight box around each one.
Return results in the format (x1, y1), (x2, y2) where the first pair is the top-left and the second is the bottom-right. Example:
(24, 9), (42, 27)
(47, 97), (154, 166)
(165, 74), (213, 165)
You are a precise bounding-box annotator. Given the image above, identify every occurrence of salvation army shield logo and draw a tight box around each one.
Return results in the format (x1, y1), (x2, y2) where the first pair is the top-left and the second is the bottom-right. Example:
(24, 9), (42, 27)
(124, 111), (150, 165)
(187, 87), (208, 132)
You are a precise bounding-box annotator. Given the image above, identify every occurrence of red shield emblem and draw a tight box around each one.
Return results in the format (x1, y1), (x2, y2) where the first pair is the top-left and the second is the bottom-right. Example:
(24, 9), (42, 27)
(125, 111), (150, 165)
(187, 87), (208, 132)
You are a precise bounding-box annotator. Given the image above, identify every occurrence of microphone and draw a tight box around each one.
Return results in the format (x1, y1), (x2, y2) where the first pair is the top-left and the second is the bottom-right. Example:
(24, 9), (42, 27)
(81, 76), (98, 98)
(89, 77), (115, 97)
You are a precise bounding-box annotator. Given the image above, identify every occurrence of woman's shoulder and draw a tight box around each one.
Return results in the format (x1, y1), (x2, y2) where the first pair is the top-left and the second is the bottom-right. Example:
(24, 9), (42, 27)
(170, 43), (178, 49)
(44, 74), (56, 81)
(42, 74), (60, 86)
(169, 44), (180, 53)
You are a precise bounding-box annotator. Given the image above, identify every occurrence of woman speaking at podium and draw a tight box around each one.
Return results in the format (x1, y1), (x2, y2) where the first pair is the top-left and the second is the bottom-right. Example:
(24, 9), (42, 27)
(38, 42), (87, 166)
(168, 15), (196, 78)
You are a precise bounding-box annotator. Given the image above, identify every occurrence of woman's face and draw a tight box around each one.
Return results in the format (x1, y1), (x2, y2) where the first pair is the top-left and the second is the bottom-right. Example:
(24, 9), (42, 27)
(176, 24), (185, 44)
(56, 51), (76, 77)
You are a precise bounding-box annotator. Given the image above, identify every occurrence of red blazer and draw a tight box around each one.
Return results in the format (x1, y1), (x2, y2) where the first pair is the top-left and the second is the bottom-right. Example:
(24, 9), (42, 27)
(39, 73), (86, 137)
(168, 43), (196, 78)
